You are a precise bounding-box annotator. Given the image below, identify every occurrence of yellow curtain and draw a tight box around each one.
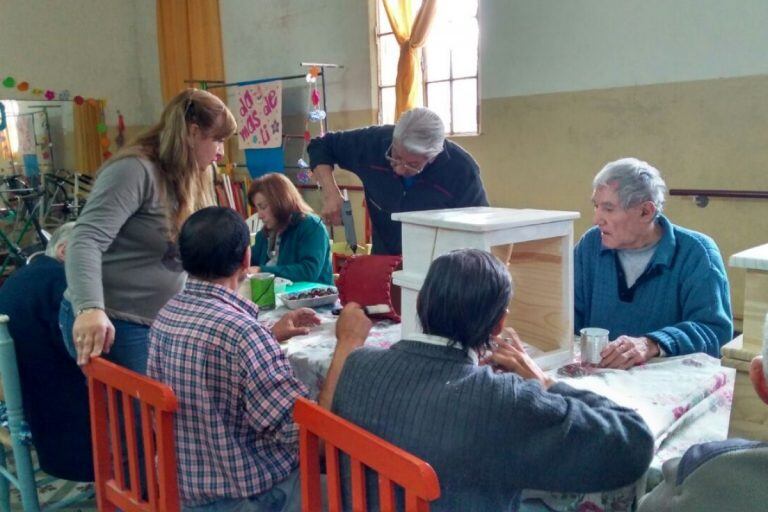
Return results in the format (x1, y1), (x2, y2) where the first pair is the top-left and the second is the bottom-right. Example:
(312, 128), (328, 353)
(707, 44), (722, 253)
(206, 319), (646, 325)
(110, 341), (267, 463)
(156, 0), (232, 161)
(73, 100), (105, 175)
(382, 0), (439, 119)
(156, 0), (227, 104)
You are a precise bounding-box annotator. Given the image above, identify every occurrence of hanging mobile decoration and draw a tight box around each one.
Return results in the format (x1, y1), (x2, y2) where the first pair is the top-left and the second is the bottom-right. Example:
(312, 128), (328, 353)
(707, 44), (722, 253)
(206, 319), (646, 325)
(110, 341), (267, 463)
(98, 107), (112, 160)
(296, 66), (325, 181)
(115, 110), (126, 148)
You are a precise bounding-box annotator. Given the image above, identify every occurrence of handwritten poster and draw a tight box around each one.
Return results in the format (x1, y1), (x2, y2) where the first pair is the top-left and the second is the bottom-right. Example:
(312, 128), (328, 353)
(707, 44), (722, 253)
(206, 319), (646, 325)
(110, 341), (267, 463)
(234, 81), (282, 149)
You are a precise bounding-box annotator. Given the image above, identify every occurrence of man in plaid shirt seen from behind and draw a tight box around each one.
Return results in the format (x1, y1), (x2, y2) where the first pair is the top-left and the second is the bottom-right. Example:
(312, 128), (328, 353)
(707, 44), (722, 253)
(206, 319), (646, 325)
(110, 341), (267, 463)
(148, 206), (371, 512)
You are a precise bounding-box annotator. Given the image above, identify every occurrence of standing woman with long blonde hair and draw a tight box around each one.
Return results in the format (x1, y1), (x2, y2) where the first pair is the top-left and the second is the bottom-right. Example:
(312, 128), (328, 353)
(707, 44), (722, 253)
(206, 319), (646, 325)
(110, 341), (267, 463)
(60, 89), (237, 373)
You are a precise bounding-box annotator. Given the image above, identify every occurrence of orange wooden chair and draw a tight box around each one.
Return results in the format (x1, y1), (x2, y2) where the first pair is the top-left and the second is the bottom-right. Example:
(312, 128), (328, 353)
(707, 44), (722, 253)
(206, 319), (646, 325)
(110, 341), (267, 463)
(83, 357), (180, 512)
(293, 397), (440, 511)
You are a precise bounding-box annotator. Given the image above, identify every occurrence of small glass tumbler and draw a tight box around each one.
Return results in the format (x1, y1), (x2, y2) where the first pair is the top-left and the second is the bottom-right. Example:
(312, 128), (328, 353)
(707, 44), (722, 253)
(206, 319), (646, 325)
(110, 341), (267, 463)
(580, 327), (610, 365)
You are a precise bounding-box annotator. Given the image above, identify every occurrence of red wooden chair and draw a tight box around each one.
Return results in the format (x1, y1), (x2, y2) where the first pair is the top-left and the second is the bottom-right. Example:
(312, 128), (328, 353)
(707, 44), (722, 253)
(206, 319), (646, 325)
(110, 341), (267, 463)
(293, 397), (440, 511)
(83, 357), (180, 512)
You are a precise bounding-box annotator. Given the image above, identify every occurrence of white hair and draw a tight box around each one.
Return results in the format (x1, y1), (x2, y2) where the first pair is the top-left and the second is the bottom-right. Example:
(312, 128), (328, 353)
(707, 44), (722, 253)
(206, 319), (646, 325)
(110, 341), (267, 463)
(45, 221), (75, 259)
(593, 157), (667, 216)
(392, 107), (445, 159)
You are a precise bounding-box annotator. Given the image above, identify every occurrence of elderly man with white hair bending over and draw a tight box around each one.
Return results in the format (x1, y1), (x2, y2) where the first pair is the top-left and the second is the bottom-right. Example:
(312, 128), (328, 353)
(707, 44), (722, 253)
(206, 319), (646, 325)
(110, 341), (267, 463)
(308, 107), (488, 255)
(637, 335), (768, 511)
(575, 157), (732, 369)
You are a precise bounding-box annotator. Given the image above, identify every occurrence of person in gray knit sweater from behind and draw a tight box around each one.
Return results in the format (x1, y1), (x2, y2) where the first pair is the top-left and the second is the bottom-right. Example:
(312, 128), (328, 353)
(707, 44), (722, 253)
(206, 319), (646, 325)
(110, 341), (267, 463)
(331, 249), (654, 512)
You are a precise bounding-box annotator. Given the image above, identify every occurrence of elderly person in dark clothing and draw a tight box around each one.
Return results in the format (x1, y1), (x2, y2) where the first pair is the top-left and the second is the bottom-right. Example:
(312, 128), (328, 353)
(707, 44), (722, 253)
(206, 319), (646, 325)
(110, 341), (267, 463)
(0, 222), (92, 482)
(308, 107), (488, 255)
(331, 249), (654, 511)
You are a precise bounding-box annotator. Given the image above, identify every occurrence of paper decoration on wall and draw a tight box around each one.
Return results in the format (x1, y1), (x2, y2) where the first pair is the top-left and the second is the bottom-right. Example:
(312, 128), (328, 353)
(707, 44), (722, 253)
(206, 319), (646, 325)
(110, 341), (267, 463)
(0, 103), (5, 131)
(0, 70), (121, 160)
(234, 81), (282, 150)
(16, 116), (36, 155)
(22, 154), (40, 178)
(244, 147), (284, 178)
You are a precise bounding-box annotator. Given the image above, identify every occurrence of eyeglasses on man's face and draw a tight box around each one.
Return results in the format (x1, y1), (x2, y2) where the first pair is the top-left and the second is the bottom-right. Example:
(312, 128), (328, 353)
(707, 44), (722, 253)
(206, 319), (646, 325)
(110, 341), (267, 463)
(385, 144), (431, 176)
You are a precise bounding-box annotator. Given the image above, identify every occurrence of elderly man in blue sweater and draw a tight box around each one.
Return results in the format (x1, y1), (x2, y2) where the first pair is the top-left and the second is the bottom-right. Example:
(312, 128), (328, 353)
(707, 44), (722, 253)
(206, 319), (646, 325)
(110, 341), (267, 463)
(575, 157), (733, 369)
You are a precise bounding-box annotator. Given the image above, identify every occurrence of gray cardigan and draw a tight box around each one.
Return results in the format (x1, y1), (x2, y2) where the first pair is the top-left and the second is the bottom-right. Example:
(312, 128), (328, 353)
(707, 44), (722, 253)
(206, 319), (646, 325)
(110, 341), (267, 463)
(65, 157), (185, 325)
(332, 340), (654, 512)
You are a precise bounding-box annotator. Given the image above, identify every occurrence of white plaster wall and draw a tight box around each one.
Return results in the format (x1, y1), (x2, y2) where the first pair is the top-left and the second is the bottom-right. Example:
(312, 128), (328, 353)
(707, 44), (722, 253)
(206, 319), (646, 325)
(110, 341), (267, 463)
(0, 0), (163, 125)
(220, 0), (373, 114)
(481, 0), (768, 99)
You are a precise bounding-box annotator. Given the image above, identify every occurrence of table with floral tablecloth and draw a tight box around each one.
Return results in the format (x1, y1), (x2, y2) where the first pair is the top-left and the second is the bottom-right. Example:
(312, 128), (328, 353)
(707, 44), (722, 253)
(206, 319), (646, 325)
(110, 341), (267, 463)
(260, 305), (734, 512)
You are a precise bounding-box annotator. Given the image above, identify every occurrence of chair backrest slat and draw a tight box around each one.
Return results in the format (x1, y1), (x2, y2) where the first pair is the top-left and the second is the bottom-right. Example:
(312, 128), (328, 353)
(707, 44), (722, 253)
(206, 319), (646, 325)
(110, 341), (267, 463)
(350, 458), (367, 510)
(378, 476), (396, 511)
(107, 386), (125, 490)
(324, 442), (343, 512)
(299, 429), (323, 511)
(294, 397), (440, 512)
(121, 392), (141, 501)
(155, 408), (180, 511)
(140, 402), (158, 511)
(85, 357), (180, 512)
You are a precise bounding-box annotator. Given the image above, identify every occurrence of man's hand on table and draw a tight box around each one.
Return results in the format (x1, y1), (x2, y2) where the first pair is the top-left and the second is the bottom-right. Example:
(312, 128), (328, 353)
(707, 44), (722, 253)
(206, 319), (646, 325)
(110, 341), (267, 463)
(335, 303), (372, 353)
(599, 335), (660, 370)
(487, 327), (555, 389)
(271, 308), (321, 342)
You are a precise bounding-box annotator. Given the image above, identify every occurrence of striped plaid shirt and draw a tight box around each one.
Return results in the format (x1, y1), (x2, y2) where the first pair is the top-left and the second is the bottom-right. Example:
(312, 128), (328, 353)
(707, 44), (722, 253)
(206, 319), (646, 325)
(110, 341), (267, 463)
(148, 279), (308, 506)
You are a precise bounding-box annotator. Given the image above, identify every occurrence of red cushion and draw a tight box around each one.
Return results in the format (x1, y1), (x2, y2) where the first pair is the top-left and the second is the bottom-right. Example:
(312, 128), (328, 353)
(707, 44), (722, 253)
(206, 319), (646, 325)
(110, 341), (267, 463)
(336, 255), (402, 322)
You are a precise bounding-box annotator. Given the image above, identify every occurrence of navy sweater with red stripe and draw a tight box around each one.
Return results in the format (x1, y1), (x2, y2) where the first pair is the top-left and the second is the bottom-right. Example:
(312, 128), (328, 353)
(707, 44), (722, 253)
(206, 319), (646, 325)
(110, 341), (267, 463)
(308, 125), (488, 255)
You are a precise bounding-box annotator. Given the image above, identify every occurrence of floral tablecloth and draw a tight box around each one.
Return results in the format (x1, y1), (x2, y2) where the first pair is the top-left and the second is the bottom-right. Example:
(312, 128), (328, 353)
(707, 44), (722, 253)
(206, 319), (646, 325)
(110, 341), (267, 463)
(260, 306), (734, 512)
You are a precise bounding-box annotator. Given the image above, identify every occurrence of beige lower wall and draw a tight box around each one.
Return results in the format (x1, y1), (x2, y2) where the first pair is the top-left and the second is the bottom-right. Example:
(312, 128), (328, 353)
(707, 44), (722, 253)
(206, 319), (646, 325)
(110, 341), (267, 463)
(456, 74), (768, 328)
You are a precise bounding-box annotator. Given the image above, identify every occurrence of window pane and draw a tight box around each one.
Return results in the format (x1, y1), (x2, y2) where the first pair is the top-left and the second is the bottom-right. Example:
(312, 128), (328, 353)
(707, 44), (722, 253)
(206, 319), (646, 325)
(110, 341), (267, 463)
(380, 87), (396, 125)
(378, 34), (399, 87)
(425, 45), (450, 82)
(377, 0), (422, 33)
(451, 18), (478, 78)
(452, 79), (477, 134)
(426, 82), (451, 132)
(452, 0), (478, 18)
(376, 0), (390, 33)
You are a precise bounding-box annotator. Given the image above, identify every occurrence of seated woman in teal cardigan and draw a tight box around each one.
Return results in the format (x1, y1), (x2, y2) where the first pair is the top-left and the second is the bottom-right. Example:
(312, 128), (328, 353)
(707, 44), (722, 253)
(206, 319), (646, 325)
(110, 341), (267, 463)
(248, 173), (333, 285)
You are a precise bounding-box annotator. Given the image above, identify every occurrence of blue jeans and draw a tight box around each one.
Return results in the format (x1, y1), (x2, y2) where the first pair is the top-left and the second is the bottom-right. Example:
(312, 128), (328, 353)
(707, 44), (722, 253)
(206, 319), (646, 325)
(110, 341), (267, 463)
(182, 470), (302, 512)
(59, 299), (149, 375)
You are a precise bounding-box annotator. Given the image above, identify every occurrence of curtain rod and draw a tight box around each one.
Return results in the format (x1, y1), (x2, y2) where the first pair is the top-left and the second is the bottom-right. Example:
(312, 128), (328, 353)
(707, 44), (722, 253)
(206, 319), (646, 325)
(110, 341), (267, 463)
(199, 72), (324, 90)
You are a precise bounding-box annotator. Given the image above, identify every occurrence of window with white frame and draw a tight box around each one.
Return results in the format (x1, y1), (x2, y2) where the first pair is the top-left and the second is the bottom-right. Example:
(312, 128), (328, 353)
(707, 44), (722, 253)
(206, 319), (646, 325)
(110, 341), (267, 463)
(375, 0), (479, 135)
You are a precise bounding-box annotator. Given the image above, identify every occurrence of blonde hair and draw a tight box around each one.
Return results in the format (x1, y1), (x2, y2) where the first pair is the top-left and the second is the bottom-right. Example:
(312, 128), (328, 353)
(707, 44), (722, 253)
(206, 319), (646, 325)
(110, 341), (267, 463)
(247, 173), (313, 233)
(110, 89), (237, 235)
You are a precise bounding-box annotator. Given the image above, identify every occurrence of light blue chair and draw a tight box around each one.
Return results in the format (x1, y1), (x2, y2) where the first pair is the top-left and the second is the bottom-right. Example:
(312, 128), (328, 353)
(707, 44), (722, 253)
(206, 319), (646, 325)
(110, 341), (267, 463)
(0, 314), (93, 511)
